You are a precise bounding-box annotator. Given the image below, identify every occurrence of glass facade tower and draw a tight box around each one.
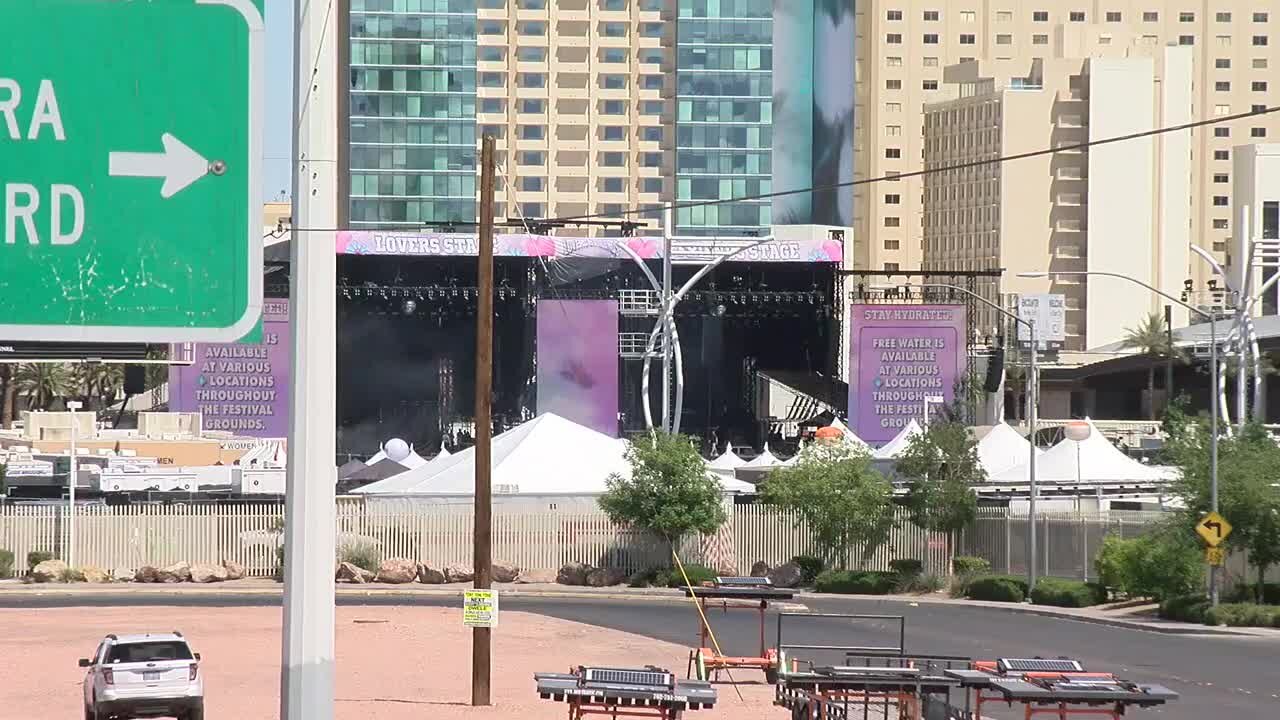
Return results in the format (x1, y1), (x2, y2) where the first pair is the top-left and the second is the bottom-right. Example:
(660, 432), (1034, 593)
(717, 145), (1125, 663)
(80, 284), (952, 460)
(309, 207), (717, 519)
(675, 0), (774, 235)
(349, 0), (479, 227)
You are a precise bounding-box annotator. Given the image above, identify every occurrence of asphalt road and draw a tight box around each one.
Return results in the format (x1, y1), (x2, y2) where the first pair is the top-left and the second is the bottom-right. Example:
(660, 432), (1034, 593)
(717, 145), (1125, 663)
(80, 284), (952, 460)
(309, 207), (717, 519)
(3, 592), (1275, 720)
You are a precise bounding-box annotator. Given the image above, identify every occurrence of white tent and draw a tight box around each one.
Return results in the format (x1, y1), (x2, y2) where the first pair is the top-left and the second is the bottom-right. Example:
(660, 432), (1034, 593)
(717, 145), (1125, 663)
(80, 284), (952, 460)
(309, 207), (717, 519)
(706, 441), (746, 475)
(828, 418), (870, 448)
(743, 443), (783, 468)
(713, 472), (757, 493)
(366, 438), (427, 470)
(989, 419), (1171, 483)
(977, 423), (1041, 477)
(873, 420), (923, 459)
(354, 413), (631, 495)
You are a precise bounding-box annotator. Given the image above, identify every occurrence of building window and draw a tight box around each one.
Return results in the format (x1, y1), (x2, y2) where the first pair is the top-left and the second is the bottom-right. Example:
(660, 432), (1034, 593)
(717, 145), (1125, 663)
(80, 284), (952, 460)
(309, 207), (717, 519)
(520, 99), (546, 114)
(923, 10), (939, 21)
(479, 72), (505, 88)
(600, 152), (625, 167)
(886, 56), (903, 67)
(601, 177), (624, 193)
(1254, 104), (1268, 113)
(1033, 34), (1049, 45)
(1215, 150), (1230, 160)
(520, 176), (545, 192)
(886, 79), (902, 90)
(885, 148), (902, 159)
(1106, 11), (1122, 22)
(1214, 174), (1229, 183)
(884, 262), (900, 271)
(997, 11), (1013, 22)
(641, 75), (663, 90)
(1216, 81), (1232, 91)
(1213, 196), (1230, 207)
(922, 56), (939, 67)
(1254, 58), (1269, 69)
(1033, 11), (1049, 22)
(1254, 35), (1269, 46)
(518, 21), (546, 35)
(885, 102), (902, 112)
(886, 33), (902, 44)
(1216, 58), (1232, 68)
(520, 125), (546, 140)
(479, 46), (506, 62)
(1216, 12), (1232, 23)
(479, 20), (505, 35)
(480, 98), (504, 114)
(640, 22), (663, 38)
(1214, 104), (1231, 116)
(601, 48), (627, 63)
(1218, 35), (1233, 46)
(641, 178), (662, 193)
(884, 217), (901, 227)
(641, 127), (662, 142)
(997, 34), (1013, 44)
(641, 152), (662, 167)
(887, 9), (903, 21)
(518, 73), (546, 88)
(884, 239), (900, 250)
(1215, 127), (1230, 137)
(517, 47), (547, 62)
(1180, 12), (1195, 22)
(1069, 11), (1085, 22)
(923, 33), (939, 44)
(602, 126), (626, 141)
(600, 22), (627, 37)
(1254, 81), (1269, 91)
(602, 100), (626, 115)
(638, 49), (663, 64)
(1213, 219), (1230, 230)
(1256, 12), (1270, 23)
(1143, 11), (1159, 22)
(885, 193), (901, 204)
(1252, 127), (1268, 138)
(960, 11), (975, 22)
(922, 79), (938, 90)
(960, 34), (976, 44)
(1179, 35), (1195, 45)
(885, 125), (902, 137)
(601, 74), (627, 89)
(518, 151), (545, 165)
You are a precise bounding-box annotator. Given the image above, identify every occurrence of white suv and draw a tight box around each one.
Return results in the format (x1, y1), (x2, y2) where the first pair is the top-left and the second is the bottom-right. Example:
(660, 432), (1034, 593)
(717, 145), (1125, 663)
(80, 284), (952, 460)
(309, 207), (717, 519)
(80, 632), (204, 720)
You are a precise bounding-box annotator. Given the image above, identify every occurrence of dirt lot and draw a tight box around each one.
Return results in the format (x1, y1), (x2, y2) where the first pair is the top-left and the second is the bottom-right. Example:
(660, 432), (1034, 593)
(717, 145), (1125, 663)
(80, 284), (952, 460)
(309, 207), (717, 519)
(0, 605), (779, 719)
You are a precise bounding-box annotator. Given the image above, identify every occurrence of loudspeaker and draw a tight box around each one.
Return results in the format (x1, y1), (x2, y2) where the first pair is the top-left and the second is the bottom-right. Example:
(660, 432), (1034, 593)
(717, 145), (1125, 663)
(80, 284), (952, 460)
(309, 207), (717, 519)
(124, 365), (146, 395)
(983, 349), (1005, 393)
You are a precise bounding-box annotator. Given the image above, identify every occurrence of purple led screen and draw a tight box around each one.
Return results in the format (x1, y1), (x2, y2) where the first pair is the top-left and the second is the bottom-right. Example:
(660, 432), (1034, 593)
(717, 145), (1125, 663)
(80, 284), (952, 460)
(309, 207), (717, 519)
(170, 299), (291, 438)
(848, 304), (967, 445)
(536, 300), (619, 437)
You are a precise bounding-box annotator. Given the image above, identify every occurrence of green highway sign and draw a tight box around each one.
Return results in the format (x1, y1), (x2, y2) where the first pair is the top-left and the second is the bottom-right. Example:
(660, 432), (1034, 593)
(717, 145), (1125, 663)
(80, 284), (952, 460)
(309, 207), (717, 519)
(0, 0), (264, 343)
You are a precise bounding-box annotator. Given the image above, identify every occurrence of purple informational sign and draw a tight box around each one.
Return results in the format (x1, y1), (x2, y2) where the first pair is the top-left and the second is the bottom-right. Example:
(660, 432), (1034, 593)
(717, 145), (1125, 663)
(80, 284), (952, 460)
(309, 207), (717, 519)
(169, 299), (291, 438)
(536, 300), (619, 437)
(848, 304), (967, 445)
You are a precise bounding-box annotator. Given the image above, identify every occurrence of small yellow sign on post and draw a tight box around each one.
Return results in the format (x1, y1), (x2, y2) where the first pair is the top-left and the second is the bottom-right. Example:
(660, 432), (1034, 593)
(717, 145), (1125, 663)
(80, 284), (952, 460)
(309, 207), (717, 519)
(463, 589), (499, 628)
(1196, 512), (1233, 547)
(1205, 547), (1226, 566)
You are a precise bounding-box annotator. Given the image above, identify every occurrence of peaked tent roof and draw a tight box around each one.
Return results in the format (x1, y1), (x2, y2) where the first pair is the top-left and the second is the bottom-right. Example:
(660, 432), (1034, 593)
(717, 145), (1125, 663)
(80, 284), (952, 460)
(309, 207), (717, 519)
(344, 458), (410, 483)
(977, 423), (1042, 477)
(989, 419), (1170, 483)
(873, 420), (923, 459)
(707, 441), (746, 472)
(354, 413), (632, 495)
(337, 460), (368, 480)
(829, 418), (869, 448)
(743, 443), (782, 468)
(714, 472), (757, 494)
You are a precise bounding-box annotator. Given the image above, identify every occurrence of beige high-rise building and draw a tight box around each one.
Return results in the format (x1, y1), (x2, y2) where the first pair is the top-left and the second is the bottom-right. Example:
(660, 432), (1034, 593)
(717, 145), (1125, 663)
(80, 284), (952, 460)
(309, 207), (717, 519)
(854, 2), (1279, 301)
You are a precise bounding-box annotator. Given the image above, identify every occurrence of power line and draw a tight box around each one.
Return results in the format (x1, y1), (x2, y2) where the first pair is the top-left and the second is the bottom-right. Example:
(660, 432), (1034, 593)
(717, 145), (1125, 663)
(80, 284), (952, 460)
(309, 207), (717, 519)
(284, 104), (1278, 234)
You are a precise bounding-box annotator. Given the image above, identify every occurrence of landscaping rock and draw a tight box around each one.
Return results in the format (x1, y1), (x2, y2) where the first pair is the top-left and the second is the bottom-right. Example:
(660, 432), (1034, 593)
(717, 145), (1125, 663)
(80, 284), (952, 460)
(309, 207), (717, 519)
(29, 559), (68, 583)
(556, 562), (592, 586)
(417, 564), (446, 584)
(750, 561), (771, 577)
(134, 566), (161, 584)
(111, 568), (134, 583)
(336, 561), (375, 584)
(190, 563), (230, 584)
(222, 560), (247, 581)
(80, 566), (112, 584)
(375, 558), (418, 584)
(492, 561), (520, 583)
(444, 562), (475, 584)
(514, 569), (557, 584)
(767, 561), (803, 589)
(585, 567), (628, 587)
(157, 561), (192, 583)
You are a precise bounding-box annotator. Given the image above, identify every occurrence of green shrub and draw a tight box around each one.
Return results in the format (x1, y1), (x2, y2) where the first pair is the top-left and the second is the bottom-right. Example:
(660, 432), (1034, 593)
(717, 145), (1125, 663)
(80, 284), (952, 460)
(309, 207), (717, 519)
(895, 572), (946, 594)
(965, 576), (1025, 603)
(952, 556), (991, 576)
(791, 555), (825, 585)
(813, 570), (898, 595)
(1030, 578), (1106, 608)
(0, 550), (14, 578)
(26, 551), (54, 572)
(58, 567), (85, 583)
(661, 564), (716, 588)
(628, 568), (662, 588)
(1204, 603), (1280, 628)
(338, 543), (382, 573)
(1159, 594), (1210, 624)
(889, 558), (923, 576)
(1228, 583), (1280, 605)
(1093, 528), (1202, 601)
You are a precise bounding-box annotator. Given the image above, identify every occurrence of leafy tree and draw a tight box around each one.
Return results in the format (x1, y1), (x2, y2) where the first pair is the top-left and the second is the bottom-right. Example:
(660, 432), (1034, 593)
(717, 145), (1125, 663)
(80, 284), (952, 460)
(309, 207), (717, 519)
(0, 365), (15, 427)
(74, 364), (124, 412)
(1120, 312), (1175, 419)
(14, 363), (74, 411)
(600, 432), (728, 562)
(759, 441), (896, 570)
(1094, 521), (1204, 601)
(894, 417), (982, 559)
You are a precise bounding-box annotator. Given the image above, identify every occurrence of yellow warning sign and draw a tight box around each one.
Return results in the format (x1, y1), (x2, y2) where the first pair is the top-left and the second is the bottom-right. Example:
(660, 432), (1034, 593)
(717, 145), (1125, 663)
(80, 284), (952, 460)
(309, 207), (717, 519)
(1205, 547), (1226, 566)
(1196, 512), (1233, 547)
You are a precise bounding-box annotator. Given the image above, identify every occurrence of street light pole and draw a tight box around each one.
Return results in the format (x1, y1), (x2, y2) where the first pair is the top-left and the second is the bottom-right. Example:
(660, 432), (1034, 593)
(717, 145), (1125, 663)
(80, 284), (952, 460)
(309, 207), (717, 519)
(66, 400), (82, 569)
(1019, 270), (1220, 605)
(873, 282), (1039, 590)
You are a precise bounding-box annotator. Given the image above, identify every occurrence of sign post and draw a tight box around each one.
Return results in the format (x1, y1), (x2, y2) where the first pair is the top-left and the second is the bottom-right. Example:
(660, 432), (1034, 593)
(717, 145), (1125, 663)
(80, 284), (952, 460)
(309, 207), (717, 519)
(0, 0), (264, 342)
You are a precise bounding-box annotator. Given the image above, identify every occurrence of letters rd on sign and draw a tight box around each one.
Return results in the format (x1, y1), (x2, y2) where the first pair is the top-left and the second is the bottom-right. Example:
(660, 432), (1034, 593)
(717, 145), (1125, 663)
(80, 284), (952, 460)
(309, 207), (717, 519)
(463, 590), (499, 628)
(0, 0), (264, 342)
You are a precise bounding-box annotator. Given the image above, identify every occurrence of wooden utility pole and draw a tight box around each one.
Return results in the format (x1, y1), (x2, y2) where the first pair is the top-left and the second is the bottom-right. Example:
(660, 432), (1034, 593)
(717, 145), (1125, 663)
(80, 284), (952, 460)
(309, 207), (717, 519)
(471, 135), (496, 707)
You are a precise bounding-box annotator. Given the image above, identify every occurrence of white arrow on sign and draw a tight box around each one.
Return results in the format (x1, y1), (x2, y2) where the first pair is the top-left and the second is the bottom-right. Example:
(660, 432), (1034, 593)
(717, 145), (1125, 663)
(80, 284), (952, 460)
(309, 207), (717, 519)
(108, 133), (210, 199)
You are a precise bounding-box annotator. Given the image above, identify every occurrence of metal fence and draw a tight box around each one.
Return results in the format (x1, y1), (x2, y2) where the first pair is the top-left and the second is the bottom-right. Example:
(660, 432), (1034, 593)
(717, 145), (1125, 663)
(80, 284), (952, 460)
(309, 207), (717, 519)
(0, 502), (1170, 580)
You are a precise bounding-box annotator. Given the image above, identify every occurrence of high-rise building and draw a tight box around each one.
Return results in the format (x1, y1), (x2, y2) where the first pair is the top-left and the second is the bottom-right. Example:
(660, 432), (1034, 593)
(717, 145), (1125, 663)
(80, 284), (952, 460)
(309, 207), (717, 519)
(346, 0), (854, 236)
(922, 51), (1196, 349)
(1229, 143), (1280, 315)
(854, 2), (1279, 286)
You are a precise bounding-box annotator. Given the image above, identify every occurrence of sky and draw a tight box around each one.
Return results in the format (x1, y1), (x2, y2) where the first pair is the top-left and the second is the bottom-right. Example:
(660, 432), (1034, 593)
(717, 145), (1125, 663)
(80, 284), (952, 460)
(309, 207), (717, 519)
(263, 0), (294, 202)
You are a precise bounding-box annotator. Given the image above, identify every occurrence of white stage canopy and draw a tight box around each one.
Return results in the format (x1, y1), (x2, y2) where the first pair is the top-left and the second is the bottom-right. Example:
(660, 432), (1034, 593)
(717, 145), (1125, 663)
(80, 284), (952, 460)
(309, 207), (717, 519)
(976, 423), (1041, 477)
(989, 419), (1173, 483)
(873, 420), (923, 459)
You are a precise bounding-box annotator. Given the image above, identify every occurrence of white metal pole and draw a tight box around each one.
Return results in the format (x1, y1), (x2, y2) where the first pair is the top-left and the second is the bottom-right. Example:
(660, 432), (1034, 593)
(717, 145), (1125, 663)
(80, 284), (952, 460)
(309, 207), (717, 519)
(660, 208), (674, 433)
(1236, 211), (1251, 429)
(1027, 325), (1038, 593)
(282, 0), (339, 717)
(1209, 317), (1220, 607)
(66, 400), (82, 569)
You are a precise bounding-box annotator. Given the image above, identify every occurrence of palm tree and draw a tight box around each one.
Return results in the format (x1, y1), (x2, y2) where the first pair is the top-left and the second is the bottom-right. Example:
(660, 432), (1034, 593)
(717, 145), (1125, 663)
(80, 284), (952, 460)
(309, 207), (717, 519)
(14, 363), (74, 411)
(1121, 313), (1174, 420)
(73, 364), (124, 412)
(0, 365), (15, 428)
